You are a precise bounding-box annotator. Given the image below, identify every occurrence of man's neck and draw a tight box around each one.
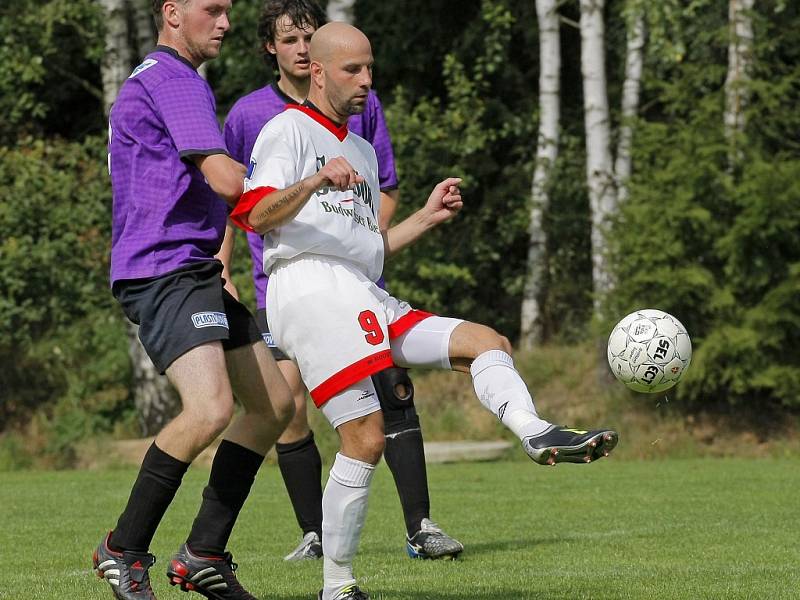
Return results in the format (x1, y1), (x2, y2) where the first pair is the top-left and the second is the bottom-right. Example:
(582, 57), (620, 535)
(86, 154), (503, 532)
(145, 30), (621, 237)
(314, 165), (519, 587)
(276, 73), (310, 104)
(156, 36), (203, 69)
(306, 91), (347, 126)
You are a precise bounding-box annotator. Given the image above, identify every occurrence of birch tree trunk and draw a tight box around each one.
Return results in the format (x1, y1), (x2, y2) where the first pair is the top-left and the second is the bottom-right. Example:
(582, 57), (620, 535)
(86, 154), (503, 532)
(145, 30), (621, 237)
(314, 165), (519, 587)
(100, 0), (180, 436)
(614, 8), (645, 204)
(724, 0), (755, 163)
(520, 0), (561, 349)
(100, 0), (132, 115)
(580, 0), (617, 304)
(326, 0), (356, 23)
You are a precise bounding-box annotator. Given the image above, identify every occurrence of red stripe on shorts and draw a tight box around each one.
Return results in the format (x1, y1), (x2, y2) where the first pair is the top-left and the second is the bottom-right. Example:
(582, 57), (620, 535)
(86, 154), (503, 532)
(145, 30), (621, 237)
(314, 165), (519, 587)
(230, 186), (277, 232)
(310, 349), (394, 407)
(388, 310), (435, 339)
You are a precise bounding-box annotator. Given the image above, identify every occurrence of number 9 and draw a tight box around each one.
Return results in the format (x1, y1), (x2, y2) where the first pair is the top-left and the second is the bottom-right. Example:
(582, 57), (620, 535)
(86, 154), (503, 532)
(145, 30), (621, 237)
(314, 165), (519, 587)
(358, 310), (385, 346)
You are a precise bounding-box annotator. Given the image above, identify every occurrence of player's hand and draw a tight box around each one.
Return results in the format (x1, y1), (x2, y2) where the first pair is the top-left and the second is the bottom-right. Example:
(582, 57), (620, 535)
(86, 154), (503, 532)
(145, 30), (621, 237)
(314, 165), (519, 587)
(315, 156), (364, 192)
(423, 177), (463, 225)
(222, 272), (239, 300)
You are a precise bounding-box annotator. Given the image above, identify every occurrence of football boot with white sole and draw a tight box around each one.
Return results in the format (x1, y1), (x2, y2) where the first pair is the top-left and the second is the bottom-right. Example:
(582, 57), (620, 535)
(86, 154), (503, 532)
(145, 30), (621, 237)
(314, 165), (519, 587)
(317, 585), (370, 600)
(523, 426), (618, 465)
(406, 518), (464, 559)
(283, 531), (323, 561)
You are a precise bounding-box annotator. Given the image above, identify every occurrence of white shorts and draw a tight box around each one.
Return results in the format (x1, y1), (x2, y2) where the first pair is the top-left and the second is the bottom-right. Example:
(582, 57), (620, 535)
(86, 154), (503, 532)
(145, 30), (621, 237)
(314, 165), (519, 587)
(266, 255), (462, 425)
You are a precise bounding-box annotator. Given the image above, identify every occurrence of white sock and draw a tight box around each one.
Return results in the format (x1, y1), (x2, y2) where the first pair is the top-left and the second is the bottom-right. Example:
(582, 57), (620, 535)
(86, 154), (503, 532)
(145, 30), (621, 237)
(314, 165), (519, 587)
(321, 453), (376, 600)
(470, 350), (552, 439)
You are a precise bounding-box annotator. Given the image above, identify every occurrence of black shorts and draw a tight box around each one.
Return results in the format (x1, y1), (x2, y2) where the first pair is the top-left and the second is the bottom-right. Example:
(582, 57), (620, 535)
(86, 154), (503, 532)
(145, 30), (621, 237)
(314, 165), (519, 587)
(113, 261), (262, 373)
(254, 309), (290, 362)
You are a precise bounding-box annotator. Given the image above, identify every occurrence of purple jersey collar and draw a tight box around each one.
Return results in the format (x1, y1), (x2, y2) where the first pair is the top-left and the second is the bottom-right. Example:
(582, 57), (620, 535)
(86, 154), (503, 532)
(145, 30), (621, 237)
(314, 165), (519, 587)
(153, 44), (198, 72)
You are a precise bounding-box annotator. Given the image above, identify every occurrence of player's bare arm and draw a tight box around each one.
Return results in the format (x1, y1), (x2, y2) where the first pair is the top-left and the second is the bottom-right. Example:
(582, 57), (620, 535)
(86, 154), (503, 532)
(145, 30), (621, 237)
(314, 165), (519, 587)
(193, 153), (247, 205)
(214, 219), (239, 299)
(383, 177), (462, 257)
(378, 189), (399, 231)
(247, 156), (364, 234)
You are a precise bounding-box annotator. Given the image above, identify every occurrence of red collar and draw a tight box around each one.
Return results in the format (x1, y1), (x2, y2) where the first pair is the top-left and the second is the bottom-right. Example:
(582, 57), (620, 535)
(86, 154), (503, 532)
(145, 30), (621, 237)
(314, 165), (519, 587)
(287, 104), (349, 142)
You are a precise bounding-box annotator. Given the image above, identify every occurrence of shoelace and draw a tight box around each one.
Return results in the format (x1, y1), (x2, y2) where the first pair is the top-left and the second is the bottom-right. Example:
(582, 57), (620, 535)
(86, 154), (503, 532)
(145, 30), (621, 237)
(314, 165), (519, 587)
(420, 519), (444, 534)
(220, 553), (254, 598)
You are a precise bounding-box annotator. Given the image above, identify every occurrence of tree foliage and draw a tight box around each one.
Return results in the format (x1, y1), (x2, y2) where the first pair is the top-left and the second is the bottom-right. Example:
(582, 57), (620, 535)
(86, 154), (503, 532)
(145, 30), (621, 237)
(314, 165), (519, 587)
(605, 0), (800, 408)
(0, 0), (105, 144)
(1, 0), (800, 467)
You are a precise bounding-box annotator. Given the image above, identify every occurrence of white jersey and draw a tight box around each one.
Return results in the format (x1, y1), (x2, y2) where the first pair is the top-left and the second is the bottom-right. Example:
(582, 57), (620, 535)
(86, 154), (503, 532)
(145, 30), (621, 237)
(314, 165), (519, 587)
(246, 105), (385, 281)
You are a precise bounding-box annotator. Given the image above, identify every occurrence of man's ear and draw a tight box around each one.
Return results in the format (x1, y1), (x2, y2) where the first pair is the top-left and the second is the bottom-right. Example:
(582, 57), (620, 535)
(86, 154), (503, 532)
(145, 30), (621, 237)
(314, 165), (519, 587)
(163, 0), (182, 29)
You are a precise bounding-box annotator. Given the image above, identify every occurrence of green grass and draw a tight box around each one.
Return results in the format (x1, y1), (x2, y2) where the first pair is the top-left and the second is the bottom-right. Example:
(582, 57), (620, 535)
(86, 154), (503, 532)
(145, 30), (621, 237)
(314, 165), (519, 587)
(1, 458), (799, 599)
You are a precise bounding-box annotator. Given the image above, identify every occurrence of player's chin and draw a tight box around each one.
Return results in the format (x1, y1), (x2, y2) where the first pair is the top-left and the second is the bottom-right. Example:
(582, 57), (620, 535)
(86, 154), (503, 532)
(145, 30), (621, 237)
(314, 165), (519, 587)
(203, 47), (222, 60)
(347, 96), (368, 113)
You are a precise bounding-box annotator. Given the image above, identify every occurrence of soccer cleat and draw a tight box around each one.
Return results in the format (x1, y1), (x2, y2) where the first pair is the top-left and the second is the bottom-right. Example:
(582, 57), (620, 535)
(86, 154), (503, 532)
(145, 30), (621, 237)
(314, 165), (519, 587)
(317, 585), (370, 600)
(92, 532), (157, 600)
(283, 531), (323, 562)
(167, 544), (257, 600)
(406, 518), (464, 560)
(522, 426), (619, 466)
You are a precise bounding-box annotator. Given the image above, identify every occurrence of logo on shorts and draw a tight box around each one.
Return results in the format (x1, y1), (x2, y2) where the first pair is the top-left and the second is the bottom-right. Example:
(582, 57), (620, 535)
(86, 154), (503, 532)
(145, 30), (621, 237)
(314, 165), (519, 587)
(191, 311), (229, 329)
(261, 332), (276, 347)
(358, 390), (375, 402)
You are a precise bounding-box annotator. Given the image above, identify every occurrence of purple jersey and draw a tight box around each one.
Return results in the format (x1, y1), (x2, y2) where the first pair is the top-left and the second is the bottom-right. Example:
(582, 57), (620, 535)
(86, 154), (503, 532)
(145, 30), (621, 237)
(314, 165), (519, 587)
(224, 83), (398, 308)
(109, 46), (229, 284)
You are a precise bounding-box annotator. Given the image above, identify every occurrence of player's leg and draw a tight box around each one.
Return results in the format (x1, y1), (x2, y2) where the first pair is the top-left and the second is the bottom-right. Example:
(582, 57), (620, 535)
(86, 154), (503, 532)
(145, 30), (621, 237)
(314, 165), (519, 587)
(267, 258), (394, 599)
(96, 343), (229, 600)
(319, 380), (384, 600)
(373, 367), (463, 559)
(94, 264), (239, 600)
(255, 308), (325, 560)
(167, 287), (294, 600)
(392, 316), (618, 465)
(276, 358), (325, 561)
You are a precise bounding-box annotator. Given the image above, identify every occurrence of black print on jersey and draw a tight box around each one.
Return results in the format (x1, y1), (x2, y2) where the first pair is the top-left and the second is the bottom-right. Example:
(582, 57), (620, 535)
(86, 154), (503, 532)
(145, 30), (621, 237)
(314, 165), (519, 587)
(314, 155), (375, 216)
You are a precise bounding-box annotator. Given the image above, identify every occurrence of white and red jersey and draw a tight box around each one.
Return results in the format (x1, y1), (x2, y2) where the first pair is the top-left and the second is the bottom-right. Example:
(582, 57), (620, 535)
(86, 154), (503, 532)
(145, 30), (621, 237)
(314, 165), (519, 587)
(241, 104), (385, 282)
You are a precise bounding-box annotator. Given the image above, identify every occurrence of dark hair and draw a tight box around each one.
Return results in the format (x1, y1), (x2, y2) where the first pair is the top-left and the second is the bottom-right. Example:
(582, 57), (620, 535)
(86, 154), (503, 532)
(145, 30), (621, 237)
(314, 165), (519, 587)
(257, 0), (327, 69)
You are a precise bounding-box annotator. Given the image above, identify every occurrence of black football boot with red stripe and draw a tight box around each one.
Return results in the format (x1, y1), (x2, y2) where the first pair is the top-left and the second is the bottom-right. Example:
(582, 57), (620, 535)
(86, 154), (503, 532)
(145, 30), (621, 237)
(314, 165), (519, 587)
(167, 544), (257, 600)
(93, 532), (158, 600)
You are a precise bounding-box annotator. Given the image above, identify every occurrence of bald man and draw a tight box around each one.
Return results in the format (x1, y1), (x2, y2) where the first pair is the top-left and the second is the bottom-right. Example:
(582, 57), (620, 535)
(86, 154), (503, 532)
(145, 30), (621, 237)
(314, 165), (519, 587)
(230, 22), (618, 600)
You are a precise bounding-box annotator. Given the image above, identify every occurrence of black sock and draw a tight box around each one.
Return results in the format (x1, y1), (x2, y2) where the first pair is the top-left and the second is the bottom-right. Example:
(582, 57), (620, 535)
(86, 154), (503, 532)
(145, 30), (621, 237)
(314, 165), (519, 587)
(276, 431), (323, 536)
(109, 442), (190, 553)
(383, 413), (430, 537)
(186, 440), (264, 556)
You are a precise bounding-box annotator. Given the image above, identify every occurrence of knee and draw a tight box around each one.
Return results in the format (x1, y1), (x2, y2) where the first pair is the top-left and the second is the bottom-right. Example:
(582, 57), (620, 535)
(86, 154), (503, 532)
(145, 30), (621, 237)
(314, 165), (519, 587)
(360, 430), (385, 465)
(498, 333), (513, 355)
(272, 386), (296, 429)
(342, 423), (385, 465)
(184, 399), (235, 442)
(374, 368), (414, 412)
(473, 323), (512, 355)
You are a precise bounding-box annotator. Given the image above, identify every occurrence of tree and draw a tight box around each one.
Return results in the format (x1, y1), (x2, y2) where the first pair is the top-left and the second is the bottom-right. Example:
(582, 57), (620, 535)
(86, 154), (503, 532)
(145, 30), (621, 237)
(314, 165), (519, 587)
(579, 0), (617, 307)
(614, 4), (645, 203)
(724, 0), (755, 164)
(520, 0), (561, 348)
(327, 0), (355, 23)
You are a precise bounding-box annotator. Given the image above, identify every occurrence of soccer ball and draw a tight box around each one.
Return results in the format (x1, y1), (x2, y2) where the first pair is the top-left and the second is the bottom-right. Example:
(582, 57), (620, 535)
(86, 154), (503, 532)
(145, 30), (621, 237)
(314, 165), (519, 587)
(607, 309), (692, 393)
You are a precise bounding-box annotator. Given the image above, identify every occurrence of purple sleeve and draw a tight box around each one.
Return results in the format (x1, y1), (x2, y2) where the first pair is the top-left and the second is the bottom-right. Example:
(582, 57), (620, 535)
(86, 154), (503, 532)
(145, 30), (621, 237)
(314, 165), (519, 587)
(151, 77), (226, 157)
(224, 110), (246, 165)
(366, 94), (399, 191)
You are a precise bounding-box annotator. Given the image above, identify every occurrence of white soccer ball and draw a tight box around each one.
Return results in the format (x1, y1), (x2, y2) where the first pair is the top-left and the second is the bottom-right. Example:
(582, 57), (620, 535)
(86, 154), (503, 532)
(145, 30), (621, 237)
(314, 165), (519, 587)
(607, 309), (692, 393)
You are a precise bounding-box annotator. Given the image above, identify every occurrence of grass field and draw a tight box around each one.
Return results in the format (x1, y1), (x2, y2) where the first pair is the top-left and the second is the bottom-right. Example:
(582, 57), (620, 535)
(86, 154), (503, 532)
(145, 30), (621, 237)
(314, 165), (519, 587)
(1, 457), (799, 599)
